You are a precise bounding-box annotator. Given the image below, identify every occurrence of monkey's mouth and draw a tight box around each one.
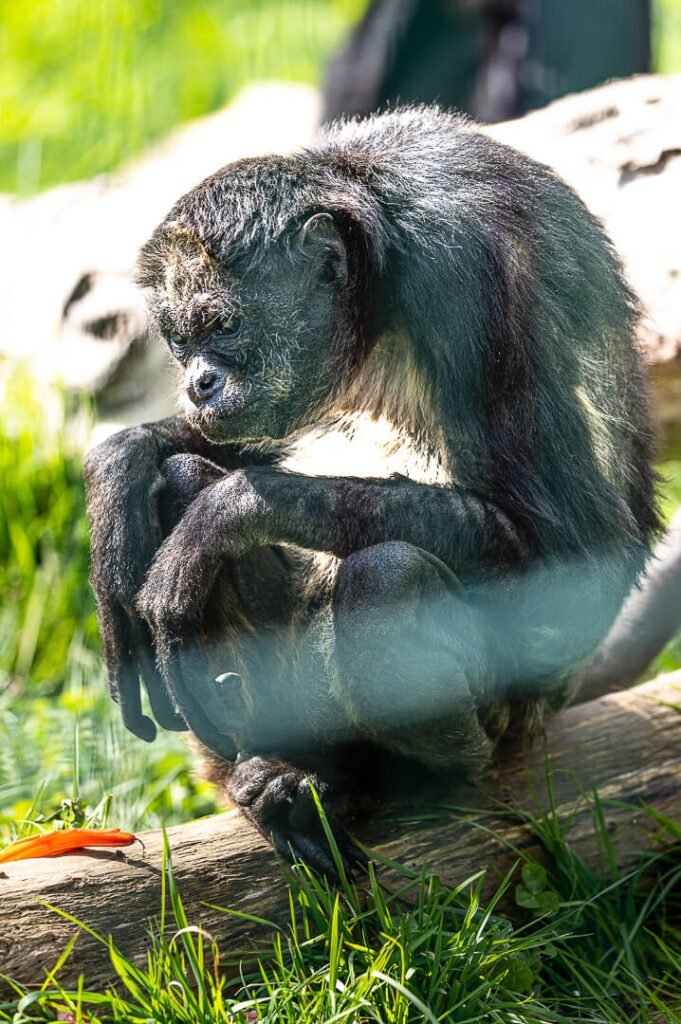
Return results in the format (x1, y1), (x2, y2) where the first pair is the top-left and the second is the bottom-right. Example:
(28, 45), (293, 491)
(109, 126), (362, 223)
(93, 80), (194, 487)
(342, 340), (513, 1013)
(192, 396), (259, 438)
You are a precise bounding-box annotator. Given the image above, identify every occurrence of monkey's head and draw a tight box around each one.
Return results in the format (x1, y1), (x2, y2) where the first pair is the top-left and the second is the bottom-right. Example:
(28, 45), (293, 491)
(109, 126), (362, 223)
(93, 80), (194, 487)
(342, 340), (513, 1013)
(137, 159), (375, 444)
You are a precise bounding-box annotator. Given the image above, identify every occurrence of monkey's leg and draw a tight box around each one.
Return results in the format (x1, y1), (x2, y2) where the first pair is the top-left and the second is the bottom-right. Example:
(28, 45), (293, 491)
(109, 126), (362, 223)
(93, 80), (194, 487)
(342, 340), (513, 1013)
(224, 541), (499, 873)
(330, 541), (496, 775)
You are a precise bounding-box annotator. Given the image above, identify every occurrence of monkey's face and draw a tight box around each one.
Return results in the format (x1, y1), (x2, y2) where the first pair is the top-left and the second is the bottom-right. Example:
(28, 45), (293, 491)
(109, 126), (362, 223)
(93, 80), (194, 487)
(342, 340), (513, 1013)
(143, 213), (356, 444)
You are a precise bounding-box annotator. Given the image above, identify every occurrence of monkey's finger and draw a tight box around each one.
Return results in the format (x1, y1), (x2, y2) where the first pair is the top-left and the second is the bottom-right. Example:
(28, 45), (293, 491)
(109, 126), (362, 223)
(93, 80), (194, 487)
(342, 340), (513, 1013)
(333, 829), (369, 874)
(99, 600), (157, 742)
(294, 829), (360, 882)
(129, 619), (187, 732)
(140, 656), (188, 732)
(161, 643), (237, 759)
(270, 828), (341, 881)
(305, 817), (365, 879)
(117, 661), (158, 742)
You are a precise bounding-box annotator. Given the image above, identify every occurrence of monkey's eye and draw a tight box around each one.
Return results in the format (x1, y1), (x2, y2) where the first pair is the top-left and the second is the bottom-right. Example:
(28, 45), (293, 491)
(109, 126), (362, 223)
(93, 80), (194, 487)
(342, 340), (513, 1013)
(214, 315), (243, 341)
(165, 332), (189, 358)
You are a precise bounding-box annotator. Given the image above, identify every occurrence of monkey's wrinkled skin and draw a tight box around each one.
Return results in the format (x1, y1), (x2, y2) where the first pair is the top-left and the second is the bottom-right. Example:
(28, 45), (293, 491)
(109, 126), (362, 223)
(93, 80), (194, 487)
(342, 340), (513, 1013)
(85, 107), (659, 874)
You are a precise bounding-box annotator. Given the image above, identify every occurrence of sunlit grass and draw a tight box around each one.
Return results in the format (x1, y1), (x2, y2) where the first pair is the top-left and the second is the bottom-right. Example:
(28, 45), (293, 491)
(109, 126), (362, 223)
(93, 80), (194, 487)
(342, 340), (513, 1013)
(656, 0), (681, 73)
(0, 0), (362, 194)
(2, 0), (681, 195)
(0, 375), (218, 839)
(1, 794), (679, 1023)
(0, 657), (218, 841)
(0, 374), (97, 695)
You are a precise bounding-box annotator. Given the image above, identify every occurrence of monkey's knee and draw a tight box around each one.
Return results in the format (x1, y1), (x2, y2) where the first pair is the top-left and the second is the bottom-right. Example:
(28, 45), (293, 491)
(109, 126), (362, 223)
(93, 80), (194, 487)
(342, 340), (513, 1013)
(333, 541), (463, 645)
(335, 541), (458, 608)
(332, 543), (493, 772)
(333, 543), (483, 710)
(159, 454), (225, 533)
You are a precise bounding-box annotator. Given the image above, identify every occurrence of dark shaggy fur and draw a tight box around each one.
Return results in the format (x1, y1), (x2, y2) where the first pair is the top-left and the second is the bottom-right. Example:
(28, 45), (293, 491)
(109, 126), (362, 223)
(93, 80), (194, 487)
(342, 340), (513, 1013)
(85, 108), (659, 871)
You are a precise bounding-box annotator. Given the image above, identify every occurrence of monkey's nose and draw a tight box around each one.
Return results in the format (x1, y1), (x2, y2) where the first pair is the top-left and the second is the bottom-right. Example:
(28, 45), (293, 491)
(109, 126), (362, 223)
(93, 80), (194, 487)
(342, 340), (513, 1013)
(188, 368), (221, 406)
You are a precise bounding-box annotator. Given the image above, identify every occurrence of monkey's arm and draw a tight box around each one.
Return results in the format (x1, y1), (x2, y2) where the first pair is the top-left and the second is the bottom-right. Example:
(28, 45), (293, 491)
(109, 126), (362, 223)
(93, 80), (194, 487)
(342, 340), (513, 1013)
(263, 470), (527, 568)
(137, 466), (527, 641)
(136, 466), (530, 772)
(84, 417), (264, 741)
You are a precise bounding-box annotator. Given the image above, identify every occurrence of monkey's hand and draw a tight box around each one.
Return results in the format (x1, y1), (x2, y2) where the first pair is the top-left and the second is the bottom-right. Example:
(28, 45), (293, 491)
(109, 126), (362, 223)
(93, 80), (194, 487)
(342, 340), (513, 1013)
(226, 753), (366, 879)
(136, 470), (265, 631)
(135, 472), (263, 755)
(84, 422), (196, 741)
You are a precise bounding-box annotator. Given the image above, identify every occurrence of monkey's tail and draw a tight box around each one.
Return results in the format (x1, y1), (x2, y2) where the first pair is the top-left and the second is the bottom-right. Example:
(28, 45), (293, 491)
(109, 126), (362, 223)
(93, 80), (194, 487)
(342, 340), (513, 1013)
(576, 508), (681, 703)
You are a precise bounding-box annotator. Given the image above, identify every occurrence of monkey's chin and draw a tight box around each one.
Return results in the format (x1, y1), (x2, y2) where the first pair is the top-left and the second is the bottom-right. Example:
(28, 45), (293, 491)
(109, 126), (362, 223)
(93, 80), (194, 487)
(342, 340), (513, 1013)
(190, 400), (261, 444)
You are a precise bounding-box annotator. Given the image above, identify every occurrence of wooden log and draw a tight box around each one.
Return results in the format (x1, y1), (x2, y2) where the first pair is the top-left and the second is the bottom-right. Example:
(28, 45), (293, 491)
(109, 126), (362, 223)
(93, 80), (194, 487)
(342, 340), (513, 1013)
(1, 674), (679, 992)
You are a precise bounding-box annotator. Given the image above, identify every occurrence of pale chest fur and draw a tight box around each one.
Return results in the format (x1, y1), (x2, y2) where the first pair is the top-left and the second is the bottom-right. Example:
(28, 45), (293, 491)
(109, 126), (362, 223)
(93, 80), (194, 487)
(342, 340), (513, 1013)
(277, 412), (451, 608)
(281, 412), (451, 485)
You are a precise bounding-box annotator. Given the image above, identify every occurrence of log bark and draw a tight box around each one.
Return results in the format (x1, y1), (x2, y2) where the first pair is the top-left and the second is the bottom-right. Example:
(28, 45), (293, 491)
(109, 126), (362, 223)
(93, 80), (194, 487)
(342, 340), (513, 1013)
(1, 674), (679, 993)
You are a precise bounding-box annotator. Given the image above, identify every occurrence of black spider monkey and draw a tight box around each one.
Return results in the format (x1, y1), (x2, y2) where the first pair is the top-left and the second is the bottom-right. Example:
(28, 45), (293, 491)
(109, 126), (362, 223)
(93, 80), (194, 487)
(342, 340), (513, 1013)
(85, 108), (659, 872)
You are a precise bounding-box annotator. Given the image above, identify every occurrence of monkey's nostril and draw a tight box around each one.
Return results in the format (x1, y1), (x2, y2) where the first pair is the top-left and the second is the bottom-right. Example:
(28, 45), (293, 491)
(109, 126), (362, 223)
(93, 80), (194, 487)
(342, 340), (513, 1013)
(197, 370), (218, 394)
(189, 369), (221, 405)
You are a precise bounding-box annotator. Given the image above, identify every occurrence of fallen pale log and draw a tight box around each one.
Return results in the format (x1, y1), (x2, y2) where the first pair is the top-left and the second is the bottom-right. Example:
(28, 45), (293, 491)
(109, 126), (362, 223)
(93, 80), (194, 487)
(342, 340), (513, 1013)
(2, 76), (680, 442)
(1, 674), (679, 992)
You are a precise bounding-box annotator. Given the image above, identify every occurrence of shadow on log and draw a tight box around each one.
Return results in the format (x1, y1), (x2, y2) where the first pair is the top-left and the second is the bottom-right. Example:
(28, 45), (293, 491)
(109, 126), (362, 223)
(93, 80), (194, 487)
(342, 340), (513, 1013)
(1, 674), (679, 992)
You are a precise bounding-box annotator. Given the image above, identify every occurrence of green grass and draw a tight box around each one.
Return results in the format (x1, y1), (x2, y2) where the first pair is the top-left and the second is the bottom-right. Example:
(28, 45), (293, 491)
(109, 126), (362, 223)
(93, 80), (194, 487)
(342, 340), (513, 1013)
(1, 795), (679, 1023)
(0, 376), (97, 696)
(0, 0), (362, 195)
(0, 376), (218, 837)
(656, 0), (681, 73)
(0, 663), (218, 839)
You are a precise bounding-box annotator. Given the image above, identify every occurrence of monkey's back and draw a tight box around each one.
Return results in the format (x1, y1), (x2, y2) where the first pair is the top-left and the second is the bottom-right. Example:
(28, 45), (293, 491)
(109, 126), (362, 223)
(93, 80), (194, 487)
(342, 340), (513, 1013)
(316, 107), (659, 567)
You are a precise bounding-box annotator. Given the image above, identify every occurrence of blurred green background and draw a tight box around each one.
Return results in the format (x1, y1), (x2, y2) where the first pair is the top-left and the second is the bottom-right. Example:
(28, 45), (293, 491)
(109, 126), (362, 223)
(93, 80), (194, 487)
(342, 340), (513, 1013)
(2, 0), (680, 195)
(1, 0), (680, 841)
(0, 0), (363, 194)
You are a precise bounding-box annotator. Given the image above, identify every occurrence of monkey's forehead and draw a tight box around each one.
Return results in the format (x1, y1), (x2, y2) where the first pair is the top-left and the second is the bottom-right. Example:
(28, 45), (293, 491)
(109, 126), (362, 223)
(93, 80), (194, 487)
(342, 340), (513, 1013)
(137, 148), (355, 290)
(136, 213), (260, 309)
(148, 268), (244, 334)
(138, 226), (246, 334)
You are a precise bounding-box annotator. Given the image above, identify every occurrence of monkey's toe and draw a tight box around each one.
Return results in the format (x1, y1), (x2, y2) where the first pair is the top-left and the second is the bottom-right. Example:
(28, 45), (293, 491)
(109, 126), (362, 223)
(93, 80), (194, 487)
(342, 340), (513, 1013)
(228, 753), (365, 879)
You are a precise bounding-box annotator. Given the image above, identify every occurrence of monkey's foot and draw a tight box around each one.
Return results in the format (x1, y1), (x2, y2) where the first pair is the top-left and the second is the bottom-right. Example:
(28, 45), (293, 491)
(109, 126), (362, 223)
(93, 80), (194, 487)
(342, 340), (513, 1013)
(226, 753), (366, 879)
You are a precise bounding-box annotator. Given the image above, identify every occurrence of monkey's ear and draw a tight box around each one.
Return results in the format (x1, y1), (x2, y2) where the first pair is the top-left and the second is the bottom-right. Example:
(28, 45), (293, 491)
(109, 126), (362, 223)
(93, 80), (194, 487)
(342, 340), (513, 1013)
(297, 213), (347, 283)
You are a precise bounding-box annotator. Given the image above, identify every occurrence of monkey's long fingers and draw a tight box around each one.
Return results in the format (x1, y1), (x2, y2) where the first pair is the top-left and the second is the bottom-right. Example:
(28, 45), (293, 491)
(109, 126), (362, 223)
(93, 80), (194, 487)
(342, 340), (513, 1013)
(129, 619), (187, 732)
(270, 828), (341, 880)
(159, 640), (237, 760)
(99, 600), (156, 742)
